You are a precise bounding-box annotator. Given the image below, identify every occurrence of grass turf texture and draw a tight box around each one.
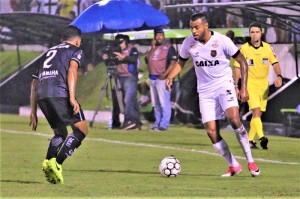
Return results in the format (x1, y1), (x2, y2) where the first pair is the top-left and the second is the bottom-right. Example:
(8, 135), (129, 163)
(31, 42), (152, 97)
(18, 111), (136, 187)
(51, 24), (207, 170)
(1, 114), (299, 198)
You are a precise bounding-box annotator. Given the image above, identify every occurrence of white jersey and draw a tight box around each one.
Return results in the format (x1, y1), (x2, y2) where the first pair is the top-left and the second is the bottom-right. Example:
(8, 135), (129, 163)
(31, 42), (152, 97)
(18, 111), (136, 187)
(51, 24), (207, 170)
(179, 31), (238, 92)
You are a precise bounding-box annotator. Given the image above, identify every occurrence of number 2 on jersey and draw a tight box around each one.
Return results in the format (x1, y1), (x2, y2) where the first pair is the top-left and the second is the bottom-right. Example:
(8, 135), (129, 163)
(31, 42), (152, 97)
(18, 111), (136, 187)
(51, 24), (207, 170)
(43, 50), (57, 68)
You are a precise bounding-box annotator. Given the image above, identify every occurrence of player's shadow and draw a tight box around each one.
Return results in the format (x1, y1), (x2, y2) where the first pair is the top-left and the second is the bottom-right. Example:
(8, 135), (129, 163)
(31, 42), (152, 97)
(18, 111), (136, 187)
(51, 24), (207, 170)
(1, 179), (42, 184)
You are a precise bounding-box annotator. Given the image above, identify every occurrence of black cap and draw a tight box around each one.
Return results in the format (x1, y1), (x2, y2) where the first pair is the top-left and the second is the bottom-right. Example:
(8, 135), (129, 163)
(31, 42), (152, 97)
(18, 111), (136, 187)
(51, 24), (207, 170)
(154, 28), (164, 35)
(115, 34), (129, 44)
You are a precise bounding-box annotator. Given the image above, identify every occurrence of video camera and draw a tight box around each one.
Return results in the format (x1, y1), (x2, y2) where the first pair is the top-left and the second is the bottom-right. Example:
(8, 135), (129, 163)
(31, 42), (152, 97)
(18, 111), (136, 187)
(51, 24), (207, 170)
(102, 43), (121, 67)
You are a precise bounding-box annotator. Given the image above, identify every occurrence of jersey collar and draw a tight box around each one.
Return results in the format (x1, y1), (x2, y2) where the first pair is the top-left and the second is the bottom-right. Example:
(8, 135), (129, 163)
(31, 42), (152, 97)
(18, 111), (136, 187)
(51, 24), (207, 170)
(248, 41), (263, 49)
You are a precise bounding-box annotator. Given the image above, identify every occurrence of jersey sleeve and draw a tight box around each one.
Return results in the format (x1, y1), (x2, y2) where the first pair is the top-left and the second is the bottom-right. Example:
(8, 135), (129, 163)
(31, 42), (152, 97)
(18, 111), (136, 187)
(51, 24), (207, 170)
(268, 45), (279, 64)
(223, 35), (239, 57)
(233, 46), (245, 68)
(179, 38), (190, 60)
(71, 49), (84, 68)
(32, 53), (45, 79)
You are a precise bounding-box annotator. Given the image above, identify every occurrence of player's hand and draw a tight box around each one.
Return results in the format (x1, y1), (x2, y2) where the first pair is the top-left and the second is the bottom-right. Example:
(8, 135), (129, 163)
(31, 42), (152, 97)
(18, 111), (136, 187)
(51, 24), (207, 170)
(239, 87), (249, 102)
(166, 78), (172, 91)
(29, 112), (38, 131)
(235, 86), (240, 99)
(274, 76), (283, 88)
(70, 98), (80, 114)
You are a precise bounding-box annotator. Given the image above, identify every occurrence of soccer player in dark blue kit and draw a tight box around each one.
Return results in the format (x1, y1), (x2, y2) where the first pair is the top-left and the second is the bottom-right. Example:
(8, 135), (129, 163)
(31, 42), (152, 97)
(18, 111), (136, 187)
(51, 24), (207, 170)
(29, 25), (88, 184)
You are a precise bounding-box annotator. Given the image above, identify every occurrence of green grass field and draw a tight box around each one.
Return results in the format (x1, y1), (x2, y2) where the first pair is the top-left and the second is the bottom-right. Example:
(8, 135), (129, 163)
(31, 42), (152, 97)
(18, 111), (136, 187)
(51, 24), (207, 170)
(0, 51), (42, 81)
(1, 114), (299, 198)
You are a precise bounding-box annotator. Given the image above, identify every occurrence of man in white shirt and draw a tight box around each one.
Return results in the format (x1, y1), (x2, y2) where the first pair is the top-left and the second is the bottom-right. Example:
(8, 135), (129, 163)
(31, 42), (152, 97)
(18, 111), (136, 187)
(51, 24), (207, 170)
(166, 13), (260, 177)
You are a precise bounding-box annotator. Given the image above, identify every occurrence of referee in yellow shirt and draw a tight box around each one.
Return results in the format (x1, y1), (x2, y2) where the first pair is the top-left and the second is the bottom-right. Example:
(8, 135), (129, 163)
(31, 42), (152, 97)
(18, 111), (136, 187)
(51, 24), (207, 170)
(234, 22), (283, 150)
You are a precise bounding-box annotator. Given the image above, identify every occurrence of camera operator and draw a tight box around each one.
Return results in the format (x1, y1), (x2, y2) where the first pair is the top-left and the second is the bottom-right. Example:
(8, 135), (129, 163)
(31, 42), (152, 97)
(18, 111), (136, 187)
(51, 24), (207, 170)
(102, 34), (142, 130)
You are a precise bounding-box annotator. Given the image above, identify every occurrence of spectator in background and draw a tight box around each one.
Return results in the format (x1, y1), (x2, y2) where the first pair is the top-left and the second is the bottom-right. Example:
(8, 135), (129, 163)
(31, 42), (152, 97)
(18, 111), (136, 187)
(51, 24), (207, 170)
(30, 0), (45, 13)
(233, 22), (283, 150)
(145, 28), (177, 131)
(80, 0), (98, 14)
(57, 0), (75, 17)
(67, 10), (76, 19)
(10, 0), (21, 11)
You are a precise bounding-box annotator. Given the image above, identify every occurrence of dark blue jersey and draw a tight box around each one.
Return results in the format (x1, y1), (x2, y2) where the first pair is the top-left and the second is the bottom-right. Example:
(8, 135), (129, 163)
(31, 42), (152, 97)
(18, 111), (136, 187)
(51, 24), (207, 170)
(33, 42), (84, 100)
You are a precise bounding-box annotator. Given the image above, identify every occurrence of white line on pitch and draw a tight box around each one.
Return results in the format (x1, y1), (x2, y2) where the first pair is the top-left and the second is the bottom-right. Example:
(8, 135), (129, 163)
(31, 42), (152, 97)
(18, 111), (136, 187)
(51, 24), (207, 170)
(1, 128), (299, 165)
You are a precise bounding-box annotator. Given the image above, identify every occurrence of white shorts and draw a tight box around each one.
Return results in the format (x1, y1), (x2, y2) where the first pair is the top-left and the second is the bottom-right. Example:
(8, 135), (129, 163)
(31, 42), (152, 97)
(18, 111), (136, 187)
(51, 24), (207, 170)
(199, 80), (239, 124)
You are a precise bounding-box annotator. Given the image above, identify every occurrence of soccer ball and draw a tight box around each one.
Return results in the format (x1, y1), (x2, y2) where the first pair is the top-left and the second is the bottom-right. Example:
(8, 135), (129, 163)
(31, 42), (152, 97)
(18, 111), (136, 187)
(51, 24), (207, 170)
(159, 156), (181, 177)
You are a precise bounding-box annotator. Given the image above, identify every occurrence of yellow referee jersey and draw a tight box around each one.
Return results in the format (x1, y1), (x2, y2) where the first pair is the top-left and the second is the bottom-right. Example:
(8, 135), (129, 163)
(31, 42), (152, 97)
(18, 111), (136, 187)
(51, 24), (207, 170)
(234, 41), (278, 79)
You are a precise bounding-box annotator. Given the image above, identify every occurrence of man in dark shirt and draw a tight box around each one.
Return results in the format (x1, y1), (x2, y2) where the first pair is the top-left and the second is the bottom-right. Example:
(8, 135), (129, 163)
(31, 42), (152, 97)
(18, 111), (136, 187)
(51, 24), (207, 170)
(29, 25), (88, 184)
(103, 34), (142, 130)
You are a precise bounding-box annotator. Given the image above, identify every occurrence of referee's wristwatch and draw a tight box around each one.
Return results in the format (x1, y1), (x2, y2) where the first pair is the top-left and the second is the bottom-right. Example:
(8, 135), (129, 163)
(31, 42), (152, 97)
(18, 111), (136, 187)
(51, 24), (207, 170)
(277, 74), (283, 79)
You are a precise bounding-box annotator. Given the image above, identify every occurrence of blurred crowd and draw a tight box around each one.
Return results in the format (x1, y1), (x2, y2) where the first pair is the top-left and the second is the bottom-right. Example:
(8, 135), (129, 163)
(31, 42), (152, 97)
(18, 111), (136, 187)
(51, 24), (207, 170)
(7, 0), (100, 19)
(2, 0), (269, 28)
(2, 0), (293, 43)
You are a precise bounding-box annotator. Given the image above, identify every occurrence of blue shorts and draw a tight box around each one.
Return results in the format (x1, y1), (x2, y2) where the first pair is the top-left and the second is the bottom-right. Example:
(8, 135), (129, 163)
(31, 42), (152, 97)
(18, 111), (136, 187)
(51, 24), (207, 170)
(38, 97), (85, 129)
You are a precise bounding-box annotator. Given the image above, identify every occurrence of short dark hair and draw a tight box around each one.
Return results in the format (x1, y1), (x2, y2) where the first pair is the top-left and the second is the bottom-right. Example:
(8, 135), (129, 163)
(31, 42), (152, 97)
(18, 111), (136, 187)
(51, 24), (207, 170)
(61, 25), (81, 41)
(190, 13), (208, 23)
(115, 34), (130, 45)
(249, 22), (262, 32)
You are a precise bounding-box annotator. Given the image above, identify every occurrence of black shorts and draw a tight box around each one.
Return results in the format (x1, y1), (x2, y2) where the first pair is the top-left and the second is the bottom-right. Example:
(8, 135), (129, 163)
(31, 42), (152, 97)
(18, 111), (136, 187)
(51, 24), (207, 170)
(38, 97), (85, 129)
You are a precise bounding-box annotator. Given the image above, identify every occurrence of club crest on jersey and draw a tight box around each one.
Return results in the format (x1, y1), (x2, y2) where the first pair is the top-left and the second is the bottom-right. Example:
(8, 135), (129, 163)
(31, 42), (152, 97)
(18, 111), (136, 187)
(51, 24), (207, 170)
(211, 50), (217, 57)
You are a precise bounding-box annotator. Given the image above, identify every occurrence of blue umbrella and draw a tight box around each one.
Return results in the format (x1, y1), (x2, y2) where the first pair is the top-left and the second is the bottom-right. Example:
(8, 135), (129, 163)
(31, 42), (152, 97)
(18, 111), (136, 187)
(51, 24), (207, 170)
(70, 0), (169, 33)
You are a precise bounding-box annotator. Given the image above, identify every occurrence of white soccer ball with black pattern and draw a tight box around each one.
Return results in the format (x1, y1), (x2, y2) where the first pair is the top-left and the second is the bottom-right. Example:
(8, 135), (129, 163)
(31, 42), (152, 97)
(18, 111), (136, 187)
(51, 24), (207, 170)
(159, 156), (181, 177)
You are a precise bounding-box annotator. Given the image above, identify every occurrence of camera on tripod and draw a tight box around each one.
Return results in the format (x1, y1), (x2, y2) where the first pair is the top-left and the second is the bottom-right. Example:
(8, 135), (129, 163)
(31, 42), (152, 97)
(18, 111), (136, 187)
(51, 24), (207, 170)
(101, 43), (121, 67)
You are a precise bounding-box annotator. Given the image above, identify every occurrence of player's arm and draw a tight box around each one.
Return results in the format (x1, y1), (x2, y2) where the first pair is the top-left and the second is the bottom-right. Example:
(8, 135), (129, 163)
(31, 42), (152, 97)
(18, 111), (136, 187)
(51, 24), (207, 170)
(68, 60), (80, 114)
(233, 51), (249, 102)
(232, 66), (241, 99)
(29, 78), (38, 131)
(272, 62), (283, 88)
(166, 59), (186, 91)
(269, 45), (283, 88)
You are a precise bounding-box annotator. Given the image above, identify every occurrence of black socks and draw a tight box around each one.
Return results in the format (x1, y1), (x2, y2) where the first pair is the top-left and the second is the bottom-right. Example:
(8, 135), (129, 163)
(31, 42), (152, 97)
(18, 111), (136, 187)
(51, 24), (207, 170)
(56, 129), (86, 165)
(46, 135), (66, 160)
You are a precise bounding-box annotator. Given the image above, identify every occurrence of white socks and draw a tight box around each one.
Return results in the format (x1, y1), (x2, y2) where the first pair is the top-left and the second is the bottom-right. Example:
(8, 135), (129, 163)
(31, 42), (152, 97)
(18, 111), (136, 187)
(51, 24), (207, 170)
(213, 139), (239, 167)
(234, 125), (254, 163)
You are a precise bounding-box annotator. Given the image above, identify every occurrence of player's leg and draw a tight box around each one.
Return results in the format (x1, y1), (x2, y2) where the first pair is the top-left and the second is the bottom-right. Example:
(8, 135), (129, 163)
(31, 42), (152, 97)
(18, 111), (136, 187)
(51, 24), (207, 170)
(56, 120), (88, 165)
(248, 117), (258, 149)
(200, 91), (240, 177)
(252, 108), (268, 149)
(46, 127), (68, 160)
(45, 97), (87, 184)
(225, 107), (260, 176)
(47, 121), (88, 184)
(220, 80), (260, 176)
(37, 98), (67, 184)
(204, 120), (241, 177)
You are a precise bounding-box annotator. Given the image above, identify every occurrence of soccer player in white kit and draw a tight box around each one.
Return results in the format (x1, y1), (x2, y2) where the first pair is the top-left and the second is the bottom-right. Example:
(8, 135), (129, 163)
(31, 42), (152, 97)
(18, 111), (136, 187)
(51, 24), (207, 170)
(166, 13), (260, 177)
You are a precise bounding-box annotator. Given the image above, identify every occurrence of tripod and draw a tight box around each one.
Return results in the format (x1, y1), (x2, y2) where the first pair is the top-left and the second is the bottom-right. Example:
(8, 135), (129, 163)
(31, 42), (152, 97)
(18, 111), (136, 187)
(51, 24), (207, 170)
(89, 66), (124, 128)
